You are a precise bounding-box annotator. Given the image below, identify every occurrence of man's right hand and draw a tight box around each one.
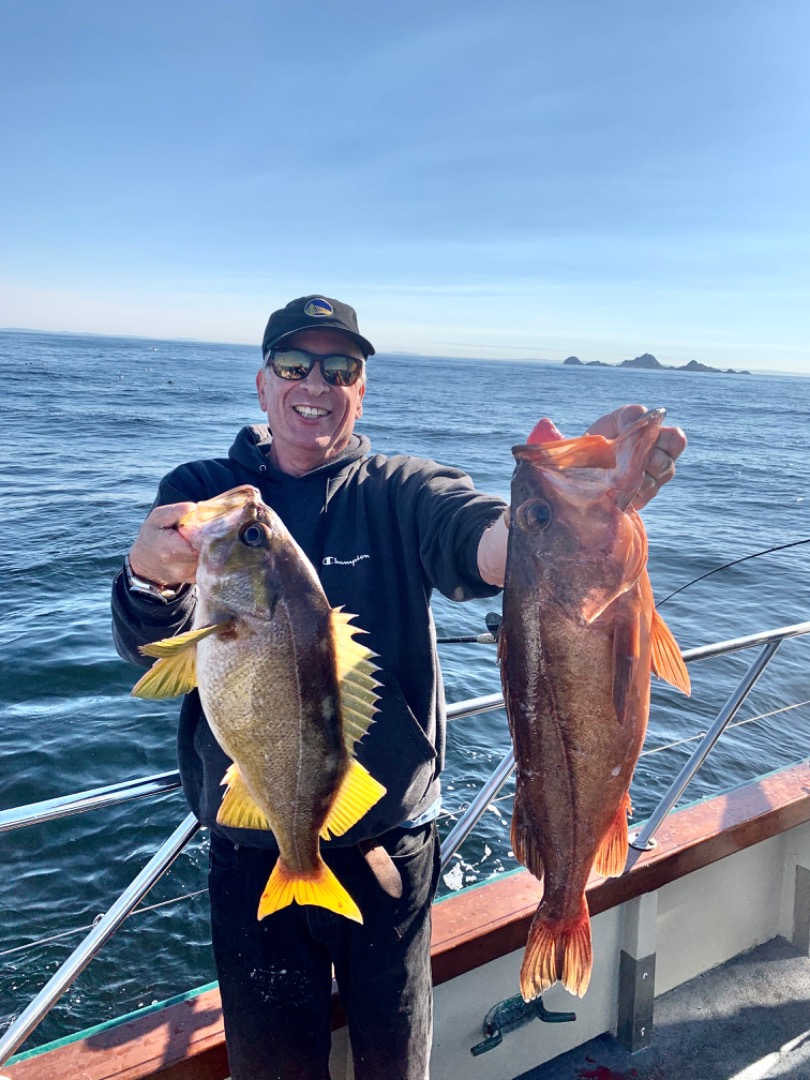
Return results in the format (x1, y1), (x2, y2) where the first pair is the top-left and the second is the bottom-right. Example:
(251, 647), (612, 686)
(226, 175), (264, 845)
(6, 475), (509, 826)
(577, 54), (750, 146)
(128, 503), (199, 586)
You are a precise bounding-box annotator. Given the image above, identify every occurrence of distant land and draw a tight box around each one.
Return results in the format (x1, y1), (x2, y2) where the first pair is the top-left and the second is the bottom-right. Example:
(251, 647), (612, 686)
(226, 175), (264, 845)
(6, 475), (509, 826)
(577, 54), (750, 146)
(562, 352), (750, 375)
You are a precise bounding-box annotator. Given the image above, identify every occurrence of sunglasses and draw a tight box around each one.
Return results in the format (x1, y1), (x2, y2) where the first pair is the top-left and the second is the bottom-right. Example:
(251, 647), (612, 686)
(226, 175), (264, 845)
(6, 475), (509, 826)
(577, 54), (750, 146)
(265, 348), (364, 387)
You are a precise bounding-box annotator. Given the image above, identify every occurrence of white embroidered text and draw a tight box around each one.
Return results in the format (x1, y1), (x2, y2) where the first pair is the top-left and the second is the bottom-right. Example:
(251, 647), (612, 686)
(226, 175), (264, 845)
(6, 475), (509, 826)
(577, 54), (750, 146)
(322, 554), (371, 567)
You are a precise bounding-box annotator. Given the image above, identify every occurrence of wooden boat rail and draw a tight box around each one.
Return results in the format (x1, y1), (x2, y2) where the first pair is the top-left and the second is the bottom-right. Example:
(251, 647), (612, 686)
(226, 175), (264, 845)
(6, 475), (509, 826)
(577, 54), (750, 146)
(3, 618), (810, 1074)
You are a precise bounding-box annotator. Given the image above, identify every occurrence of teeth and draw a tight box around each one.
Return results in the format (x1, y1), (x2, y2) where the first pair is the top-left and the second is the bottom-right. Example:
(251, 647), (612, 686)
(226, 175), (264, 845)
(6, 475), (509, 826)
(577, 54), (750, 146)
(294, 405), (329, 419)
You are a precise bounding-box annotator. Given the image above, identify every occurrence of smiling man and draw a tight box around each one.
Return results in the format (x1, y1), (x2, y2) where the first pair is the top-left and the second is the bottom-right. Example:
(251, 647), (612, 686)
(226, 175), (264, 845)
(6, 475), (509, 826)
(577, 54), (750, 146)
(112, 295), (685, 1080)
(257, 303), (370, 477)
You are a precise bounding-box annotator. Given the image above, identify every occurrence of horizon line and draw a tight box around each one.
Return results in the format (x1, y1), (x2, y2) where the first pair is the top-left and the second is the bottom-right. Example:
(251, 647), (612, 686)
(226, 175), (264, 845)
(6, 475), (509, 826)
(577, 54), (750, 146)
(1, 325), (804, 378)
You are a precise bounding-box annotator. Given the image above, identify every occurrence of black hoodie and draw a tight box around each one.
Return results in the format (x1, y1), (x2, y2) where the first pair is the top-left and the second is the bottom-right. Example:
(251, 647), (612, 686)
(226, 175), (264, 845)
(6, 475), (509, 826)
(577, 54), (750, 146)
(112, 425), (505, 848)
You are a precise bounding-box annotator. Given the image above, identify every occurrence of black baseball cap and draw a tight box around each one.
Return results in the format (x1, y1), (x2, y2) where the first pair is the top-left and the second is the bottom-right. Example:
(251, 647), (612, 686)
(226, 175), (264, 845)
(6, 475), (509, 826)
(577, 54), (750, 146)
(262, 295), (376, 358)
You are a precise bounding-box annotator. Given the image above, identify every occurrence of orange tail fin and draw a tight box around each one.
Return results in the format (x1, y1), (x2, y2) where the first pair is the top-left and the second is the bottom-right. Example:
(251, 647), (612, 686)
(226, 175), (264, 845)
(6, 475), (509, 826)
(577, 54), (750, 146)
(520, 897), (592, 1000)
(257, 856), (362, 924)
(593, 791), (632, 878)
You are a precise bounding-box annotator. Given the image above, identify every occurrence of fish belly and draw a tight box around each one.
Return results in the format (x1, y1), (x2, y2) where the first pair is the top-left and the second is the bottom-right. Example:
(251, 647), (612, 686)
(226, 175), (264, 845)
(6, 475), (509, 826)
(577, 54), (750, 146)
(196, 613), (345, 874)
(503, 589), (650, 997)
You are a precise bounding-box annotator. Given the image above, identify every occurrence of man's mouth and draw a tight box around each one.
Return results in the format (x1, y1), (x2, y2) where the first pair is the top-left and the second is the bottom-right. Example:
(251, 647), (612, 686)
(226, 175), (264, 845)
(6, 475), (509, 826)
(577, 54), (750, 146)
(293, 405), (330, 420)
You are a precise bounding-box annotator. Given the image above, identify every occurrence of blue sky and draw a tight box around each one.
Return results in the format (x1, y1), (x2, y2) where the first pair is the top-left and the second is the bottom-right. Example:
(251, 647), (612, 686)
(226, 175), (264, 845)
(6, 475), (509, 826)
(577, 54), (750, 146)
(1, 1), (809, 371)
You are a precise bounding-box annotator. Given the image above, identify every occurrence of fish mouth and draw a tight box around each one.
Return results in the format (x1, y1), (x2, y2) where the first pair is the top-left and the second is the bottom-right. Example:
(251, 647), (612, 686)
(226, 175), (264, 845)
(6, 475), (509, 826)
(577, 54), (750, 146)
(610, 408), (665, 509)
(177, 486), (264, 547)
(511, 408), (666, 510)
(618, 407), (666, 436)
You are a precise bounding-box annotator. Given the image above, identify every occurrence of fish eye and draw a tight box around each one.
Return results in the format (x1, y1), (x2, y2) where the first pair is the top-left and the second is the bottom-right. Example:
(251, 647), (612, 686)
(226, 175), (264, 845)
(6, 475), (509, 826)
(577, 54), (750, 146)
(239, 522), (268, 548)
(516, 498), (552, 532)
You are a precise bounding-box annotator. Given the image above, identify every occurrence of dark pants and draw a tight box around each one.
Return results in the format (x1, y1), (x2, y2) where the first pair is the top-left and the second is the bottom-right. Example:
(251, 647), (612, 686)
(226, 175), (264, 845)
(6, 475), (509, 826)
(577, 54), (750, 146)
(208, 822), (440, 1080)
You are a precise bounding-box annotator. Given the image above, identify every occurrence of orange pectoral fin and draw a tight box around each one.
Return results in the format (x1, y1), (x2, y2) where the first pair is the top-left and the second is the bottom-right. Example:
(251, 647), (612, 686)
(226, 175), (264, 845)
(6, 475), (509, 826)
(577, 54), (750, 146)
(612, 614), (641, 724)
(651, 608), (691, 695)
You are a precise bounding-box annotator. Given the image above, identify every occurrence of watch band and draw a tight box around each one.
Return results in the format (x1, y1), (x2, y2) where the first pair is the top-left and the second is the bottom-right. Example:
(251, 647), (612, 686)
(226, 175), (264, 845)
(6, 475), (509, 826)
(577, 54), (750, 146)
(123, 555), (184, 602)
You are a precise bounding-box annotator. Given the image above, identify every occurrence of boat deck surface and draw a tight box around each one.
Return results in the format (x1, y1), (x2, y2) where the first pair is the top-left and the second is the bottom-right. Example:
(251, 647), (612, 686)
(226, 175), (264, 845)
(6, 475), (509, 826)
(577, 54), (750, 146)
(517, 936), (810, 1080)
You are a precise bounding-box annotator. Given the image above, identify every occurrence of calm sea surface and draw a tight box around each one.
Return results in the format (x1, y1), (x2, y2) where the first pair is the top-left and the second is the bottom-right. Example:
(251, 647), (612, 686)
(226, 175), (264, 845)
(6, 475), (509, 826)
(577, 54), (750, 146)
(2, 329), (810, 1049)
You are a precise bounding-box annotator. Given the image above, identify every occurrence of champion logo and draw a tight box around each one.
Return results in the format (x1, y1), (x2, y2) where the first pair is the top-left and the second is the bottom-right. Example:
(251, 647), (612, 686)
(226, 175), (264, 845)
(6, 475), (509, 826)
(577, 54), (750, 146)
(304, 298), (334, 318)
(322, 553), (371, 567)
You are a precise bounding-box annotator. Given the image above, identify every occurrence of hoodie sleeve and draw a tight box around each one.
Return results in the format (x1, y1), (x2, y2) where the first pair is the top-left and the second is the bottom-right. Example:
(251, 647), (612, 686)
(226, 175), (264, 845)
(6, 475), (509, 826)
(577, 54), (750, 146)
(399, 459), (507, 602)
(110, 467), (205, 668)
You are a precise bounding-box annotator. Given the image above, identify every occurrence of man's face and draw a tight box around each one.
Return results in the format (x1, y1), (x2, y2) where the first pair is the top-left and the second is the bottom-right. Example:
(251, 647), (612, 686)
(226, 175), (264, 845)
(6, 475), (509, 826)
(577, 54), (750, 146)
(256, 328), (366, 476)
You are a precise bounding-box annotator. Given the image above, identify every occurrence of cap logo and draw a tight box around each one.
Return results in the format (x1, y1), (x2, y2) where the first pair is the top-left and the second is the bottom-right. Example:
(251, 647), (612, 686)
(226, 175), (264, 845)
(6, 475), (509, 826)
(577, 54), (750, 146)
(304, 298), (334, 318)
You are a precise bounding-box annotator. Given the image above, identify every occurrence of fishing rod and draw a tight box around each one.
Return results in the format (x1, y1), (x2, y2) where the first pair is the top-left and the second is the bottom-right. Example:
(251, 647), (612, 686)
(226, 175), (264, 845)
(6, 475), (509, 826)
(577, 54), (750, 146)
(435, 538), (810, 643)
(437, 612), (501, 644)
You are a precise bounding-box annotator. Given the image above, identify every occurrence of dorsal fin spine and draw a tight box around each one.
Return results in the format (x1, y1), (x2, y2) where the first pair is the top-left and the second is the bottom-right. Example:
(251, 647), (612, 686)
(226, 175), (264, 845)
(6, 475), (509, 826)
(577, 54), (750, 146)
(330, 609), (380, 755)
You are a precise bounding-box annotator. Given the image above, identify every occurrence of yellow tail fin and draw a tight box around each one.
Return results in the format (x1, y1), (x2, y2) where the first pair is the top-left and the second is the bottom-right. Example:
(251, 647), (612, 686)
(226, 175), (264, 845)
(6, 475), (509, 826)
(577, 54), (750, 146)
(257, 856), (362, 924)
(520, 897), (592, 1001)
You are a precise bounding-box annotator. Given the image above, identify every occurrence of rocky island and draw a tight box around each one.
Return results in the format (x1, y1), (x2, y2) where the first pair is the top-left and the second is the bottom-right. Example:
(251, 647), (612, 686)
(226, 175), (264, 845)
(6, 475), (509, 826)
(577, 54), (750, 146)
(563, 353), (750, 374)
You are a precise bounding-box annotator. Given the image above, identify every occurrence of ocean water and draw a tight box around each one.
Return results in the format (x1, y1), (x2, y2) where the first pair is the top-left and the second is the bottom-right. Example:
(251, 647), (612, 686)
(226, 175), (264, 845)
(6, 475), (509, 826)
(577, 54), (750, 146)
(2, 329), (810, 1050)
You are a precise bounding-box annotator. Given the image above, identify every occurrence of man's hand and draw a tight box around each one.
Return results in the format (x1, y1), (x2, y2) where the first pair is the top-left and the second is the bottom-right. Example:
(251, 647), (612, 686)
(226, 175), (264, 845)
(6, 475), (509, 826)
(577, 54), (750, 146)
(587, 404), (686, 510)
(129, 502), (199, 586)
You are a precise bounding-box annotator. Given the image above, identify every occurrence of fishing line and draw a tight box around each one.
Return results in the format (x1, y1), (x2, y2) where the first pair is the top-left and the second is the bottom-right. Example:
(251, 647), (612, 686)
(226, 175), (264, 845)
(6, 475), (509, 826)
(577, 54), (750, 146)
(437, 538), (810, 642)
(656, 538), (810, 608)
(432, 697), (810, 832)
(0, 889), (209, 960)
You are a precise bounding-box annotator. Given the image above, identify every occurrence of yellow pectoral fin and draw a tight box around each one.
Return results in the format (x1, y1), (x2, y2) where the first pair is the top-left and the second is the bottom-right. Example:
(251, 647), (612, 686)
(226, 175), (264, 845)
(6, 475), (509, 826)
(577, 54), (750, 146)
(131, 651), (198, 698)
(650, 609), (691, 696)
(319, 758), (387, 840)
(138, 622), (232, 658)
(216, 764), (273, 831)
(132, 622), (233, 700)
(257, 857), (362, 923)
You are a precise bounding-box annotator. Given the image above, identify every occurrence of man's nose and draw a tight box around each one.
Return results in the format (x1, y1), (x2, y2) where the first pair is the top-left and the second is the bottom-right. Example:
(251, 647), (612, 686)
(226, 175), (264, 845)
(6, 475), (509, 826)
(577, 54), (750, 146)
(303, 363), (330, 394)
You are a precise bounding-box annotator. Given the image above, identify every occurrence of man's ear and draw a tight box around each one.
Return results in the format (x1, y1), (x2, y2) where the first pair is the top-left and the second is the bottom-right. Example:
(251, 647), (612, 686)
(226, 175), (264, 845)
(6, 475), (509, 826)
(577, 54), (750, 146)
(256, 368), (267, 410)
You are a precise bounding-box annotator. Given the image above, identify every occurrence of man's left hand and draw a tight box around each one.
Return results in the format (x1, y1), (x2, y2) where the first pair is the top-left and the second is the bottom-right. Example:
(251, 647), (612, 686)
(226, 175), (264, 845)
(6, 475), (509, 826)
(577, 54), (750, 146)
(587, 404), (686, 510)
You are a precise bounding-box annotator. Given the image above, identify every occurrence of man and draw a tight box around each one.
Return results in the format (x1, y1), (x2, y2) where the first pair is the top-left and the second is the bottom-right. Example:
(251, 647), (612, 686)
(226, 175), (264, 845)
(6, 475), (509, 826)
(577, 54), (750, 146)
(112, 295), (684, 1080)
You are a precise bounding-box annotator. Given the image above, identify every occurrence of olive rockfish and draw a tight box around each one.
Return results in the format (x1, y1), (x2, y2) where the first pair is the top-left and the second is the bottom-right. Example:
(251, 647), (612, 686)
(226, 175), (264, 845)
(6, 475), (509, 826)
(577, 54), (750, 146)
(132, 485), (385, 924)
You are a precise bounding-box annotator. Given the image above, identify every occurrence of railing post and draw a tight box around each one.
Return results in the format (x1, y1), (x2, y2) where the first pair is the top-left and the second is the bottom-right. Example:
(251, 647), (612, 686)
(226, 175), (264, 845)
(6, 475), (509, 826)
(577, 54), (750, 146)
(626, 639), (783, 870)
(0, 813), (200, 1068)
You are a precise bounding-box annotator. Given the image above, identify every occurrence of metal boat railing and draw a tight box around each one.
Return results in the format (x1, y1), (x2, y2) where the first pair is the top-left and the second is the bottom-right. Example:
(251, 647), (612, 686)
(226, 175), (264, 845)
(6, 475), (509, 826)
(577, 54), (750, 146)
(2, 618), (810, 1066)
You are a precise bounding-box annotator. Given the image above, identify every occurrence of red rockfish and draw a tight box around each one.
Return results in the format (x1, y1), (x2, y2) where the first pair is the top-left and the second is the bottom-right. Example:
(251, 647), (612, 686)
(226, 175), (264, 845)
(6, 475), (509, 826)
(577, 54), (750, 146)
(499, 410), (690, 999)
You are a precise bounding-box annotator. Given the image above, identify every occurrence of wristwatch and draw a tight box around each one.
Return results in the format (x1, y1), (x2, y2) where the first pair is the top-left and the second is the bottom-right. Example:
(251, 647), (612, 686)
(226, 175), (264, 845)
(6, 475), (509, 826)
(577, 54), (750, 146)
(123, 555), (185, 602)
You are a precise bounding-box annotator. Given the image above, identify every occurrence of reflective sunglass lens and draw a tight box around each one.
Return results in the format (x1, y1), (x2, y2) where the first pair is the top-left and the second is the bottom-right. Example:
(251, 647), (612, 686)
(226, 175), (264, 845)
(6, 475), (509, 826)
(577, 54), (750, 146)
(268, 350), (363, 386)
(270, 351), (312, 380)
(322, 356), (363, 386)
